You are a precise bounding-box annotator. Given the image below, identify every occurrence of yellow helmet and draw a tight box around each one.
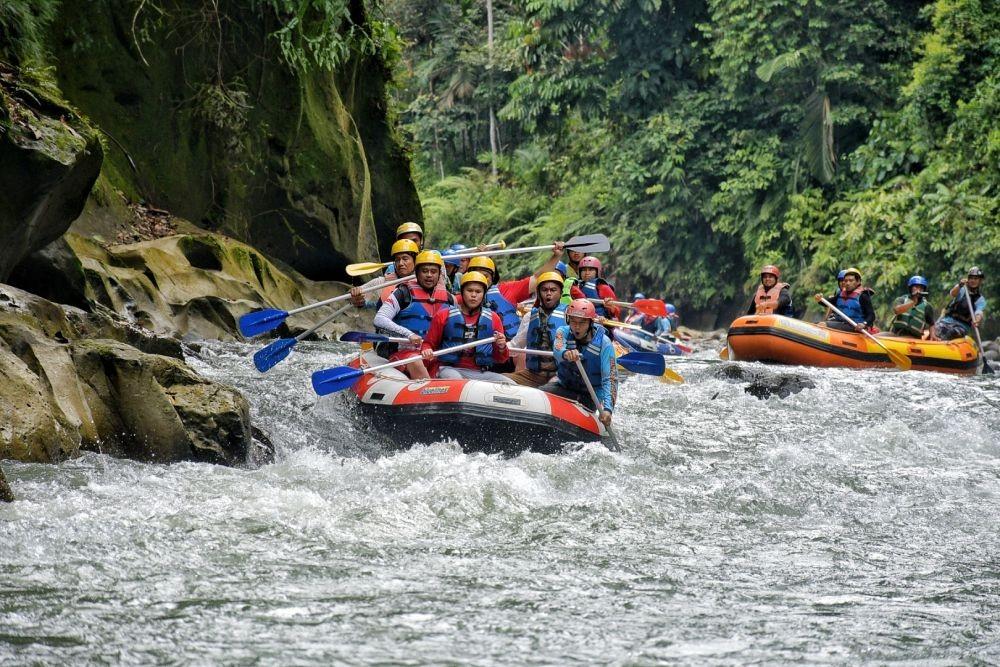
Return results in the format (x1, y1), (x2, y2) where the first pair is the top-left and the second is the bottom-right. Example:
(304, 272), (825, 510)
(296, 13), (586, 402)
(390, 239), (420, 257)
(468, 256), (496, 274)
(460, 271), (490, 290)
(536, 271), (564, 287)
(415, 250), (444, 269)
(844, 267), (862, 281)
(395, 222), (423, 238)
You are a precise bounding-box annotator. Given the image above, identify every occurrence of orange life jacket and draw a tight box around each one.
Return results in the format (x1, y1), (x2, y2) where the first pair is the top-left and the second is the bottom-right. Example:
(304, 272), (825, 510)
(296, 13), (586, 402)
(753, 282), (790, 314)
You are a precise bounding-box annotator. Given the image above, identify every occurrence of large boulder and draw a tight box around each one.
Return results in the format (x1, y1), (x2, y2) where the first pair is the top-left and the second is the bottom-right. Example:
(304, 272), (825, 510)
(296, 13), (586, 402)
(0, 464), (12, 502)
(0, 64), (103, 281)
(49, 0), (421, 281)
(0, 285), (268, 465)
(712, 362), (816, 400)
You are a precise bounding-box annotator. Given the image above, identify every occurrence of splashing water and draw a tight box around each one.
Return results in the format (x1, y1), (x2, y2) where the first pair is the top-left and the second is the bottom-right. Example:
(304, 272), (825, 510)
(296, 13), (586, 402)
(2, 342), (999, 664)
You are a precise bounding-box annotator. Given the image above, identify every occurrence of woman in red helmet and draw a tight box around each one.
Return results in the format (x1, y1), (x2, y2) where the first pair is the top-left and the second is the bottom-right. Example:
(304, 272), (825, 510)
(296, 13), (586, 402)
(748, 265), (794, 317)
(540, 299), (618, 426)
(569, 256), (621, 320)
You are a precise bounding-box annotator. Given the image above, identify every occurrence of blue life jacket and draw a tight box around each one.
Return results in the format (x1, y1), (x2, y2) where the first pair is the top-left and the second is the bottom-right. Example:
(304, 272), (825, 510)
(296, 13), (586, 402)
(391, 284), (452, 337)
(486, 285), (521, 338)
(439, 306), (496, 368)
(556, 324), (610, 395)
(525, 304), (567, 373)
(580, 279), (614, 318)
(831, 287), (865, 324)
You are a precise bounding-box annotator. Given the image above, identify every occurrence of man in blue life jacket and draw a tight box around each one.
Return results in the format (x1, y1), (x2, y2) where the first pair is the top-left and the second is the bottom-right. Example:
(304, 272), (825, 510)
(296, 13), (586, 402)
(934, 267), (987, 340)
(372, 250), (453, 379)
(823, 267), (877, 332)
(541, 298), (618, 427)
(890, 275), (936, 339)
(506, 271), (567, 387)
(747, 265), (794, 317)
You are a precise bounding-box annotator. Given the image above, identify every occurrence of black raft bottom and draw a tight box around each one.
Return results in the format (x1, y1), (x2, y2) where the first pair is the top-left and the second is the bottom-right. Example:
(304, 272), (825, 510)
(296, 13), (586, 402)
(356, 401), (606, 457)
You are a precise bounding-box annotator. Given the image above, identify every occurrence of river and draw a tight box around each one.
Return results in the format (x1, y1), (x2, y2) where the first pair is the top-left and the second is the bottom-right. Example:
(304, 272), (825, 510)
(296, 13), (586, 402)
(2, 341), (999, 664)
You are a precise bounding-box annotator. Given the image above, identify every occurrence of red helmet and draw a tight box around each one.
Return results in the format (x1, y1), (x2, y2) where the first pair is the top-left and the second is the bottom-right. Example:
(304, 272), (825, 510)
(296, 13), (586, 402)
(760, 264), (781, 279)
(578, 256), (602, 274)
(566, 298), (598, 320)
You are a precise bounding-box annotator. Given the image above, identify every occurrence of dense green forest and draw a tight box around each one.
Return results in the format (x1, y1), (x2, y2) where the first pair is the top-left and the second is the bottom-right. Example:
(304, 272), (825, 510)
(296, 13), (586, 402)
(386, 0), (999, 322)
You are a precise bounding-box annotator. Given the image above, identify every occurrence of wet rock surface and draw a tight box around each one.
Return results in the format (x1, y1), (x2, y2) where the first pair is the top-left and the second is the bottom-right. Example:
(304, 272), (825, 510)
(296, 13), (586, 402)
(713, 362), (816, 399)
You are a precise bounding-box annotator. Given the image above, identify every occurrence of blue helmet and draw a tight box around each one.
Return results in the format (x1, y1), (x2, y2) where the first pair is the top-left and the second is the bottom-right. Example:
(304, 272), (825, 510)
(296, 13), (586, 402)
(633, 292), (646, 300)
(837, 269), (847, 280)
(665, 303), (677, 315)
(555, 261), (568, 278)
(449, 243), (468, 252)
(907, 275), (928, 289)
(441, 248), (462, 267)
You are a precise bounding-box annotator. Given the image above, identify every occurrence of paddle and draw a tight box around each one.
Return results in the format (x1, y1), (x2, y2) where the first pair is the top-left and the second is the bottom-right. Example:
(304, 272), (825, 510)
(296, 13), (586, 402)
(508, 347), (666, 376)
(339, 331), (411, 345)
(345, 242), (508, 277)
(253, 304), (353, 372)
(345, 234), (612, 277)
(312, 337), (497, 395)
(573, 358), (620, 450)
(239, 275), (415, 337)
(719, 346), (730, 360)
(963, 287), (994, 374)
(587, 298), (667, 318)
(816, 296), (911, 371)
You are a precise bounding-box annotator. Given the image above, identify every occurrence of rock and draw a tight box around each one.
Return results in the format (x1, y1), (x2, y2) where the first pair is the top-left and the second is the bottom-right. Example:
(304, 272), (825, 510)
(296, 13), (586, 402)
(0, 464), (13, 502)
(712, 362), (815, 400)
(0, 66), (103, 281)
(985, 350), (999, 362)
(983, 340), (999, 353)
(0, 286), (256, 465)
(7, 237), (89, 309)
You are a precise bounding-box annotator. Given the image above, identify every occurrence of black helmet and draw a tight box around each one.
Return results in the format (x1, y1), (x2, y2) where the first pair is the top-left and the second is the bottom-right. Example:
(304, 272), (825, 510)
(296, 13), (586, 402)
(968, 266), (984, 278)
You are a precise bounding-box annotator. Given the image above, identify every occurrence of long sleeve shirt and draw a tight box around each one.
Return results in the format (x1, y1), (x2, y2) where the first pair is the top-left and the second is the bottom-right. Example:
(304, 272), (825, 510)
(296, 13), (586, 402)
(421, 307), (510, 369)
(373, 292), (421, 348)
(552, 326), (617, 413)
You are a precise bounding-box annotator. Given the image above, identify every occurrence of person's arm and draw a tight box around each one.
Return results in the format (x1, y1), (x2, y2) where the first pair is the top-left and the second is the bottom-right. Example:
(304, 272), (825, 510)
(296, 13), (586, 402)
(499, 277), (533, 305)
(655, 317), (672, 336)
(893, 295), (914, 315)
(597, 341), (616, 413)
(421, 309), (447, 355)
(974, 295), (987, 324)
(776, 286), (792, 313)
(510, 310), (531, 350)
(597, 283), (621, 319)
(531, 243), (564, 280)
(860, 292), (876, 327)
(552, 326), (569, 363)
(948, 282), (963, 299)
(372, 295), (420, 342)
(491, 312), (510, 362)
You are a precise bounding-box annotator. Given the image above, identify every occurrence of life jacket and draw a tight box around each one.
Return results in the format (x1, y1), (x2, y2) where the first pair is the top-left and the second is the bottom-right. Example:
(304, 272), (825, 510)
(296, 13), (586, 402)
(626, 313), (659, 334)
(890, 296), (930, 337)
(388, 283), (452, 338)
(525, 304), (567, 373)
(830, 287), (866, 324)
(753, 282), (794, 316)
(560, 277), (579, 305)
(486, 285), (522, 338)
(556, 324), (614, 404)
(438, 306), (496, 368)
(944, 287), (982, 325)
(580, 279), (615, 318)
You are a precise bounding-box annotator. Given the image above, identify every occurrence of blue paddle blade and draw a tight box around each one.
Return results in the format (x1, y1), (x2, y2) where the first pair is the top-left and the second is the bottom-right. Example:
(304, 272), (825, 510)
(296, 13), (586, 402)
(253, 338), (297, 372)
(239, 308), (289, 337)
(617, 352), (666, 376)
(311, 366), (365, 396)
(339, 331), (390, 344)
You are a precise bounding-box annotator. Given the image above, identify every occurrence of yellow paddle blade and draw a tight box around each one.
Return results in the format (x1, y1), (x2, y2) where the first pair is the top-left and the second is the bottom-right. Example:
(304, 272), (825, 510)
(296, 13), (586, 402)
(885, 347), (912, 371)
(660, 368), (684, 384)
(346, 261), (390, 277)
(719, 346), (730, 360)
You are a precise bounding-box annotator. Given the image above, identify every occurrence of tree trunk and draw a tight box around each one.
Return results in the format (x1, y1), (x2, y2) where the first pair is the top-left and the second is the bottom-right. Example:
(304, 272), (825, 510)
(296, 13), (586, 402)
(486, 0), (498, 178)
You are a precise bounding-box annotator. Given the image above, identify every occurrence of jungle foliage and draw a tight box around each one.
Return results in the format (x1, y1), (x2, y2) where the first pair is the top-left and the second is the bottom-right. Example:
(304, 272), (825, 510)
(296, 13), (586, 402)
(387, 0), (1000, 320)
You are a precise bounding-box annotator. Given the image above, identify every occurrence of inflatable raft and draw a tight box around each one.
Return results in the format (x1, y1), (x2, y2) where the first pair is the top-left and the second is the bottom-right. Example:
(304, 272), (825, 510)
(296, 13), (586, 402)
(614, 329), (692, 356)
(345, 350), (615, 455)
(726, 314), (979, 375)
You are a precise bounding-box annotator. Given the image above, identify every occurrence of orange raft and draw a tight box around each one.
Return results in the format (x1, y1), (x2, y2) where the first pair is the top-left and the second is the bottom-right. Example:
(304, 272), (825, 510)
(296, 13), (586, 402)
(726, 314), (979, 375)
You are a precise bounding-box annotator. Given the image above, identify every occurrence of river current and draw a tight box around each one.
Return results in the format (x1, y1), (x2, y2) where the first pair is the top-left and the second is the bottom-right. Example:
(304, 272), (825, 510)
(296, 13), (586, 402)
(2, 341), (999, 664)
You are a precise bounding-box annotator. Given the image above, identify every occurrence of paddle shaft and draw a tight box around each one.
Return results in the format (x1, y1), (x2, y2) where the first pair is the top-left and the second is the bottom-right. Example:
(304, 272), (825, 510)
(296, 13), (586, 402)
(819, 296), (902, 361)
(294, 304), (352, 342)
(358, 337), (499, 376)
(448, 243), (561, 261)
(587, 298), (646, 310)
(963, 287), (993, 373)
(287, 275), (415, 316)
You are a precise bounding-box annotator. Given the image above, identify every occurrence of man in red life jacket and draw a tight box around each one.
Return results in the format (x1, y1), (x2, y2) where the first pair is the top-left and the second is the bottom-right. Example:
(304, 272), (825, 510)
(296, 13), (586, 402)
(421, 271), (514, 383)
(569, 256), (621, 320)
(373, 250), (453, 379)
(747, 265), (794, 316)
